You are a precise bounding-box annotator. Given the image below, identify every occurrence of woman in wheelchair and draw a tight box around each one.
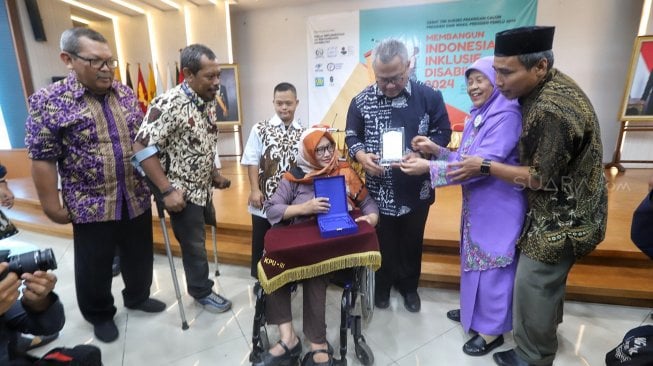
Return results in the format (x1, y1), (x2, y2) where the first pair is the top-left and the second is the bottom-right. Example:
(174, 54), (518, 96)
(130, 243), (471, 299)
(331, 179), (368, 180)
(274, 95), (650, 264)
(257, 126), (379, 366)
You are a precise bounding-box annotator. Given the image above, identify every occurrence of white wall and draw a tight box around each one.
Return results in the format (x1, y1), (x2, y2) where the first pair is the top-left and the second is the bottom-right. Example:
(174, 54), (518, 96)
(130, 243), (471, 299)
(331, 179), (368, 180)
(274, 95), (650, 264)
(537, 0), (643, 165)
(18, 0), (71, 88)
(233, 0), (643, 163)
(186, 2), (229, 60)
(117, 15), (152, 82)
(16, 1), (229, 91)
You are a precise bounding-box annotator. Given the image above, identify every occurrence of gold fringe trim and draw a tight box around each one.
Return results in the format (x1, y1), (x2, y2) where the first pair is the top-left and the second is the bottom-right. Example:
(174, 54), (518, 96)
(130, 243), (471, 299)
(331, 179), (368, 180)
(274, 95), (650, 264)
(257, 251), (381, 294)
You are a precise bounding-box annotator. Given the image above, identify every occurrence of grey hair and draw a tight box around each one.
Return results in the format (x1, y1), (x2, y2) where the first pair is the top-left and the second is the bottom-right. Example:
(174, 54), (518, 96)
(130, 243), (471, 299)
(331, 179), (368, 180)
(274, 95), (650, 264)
(372, 39), (409, 65)
(517, 50), (554, 71)
(60, 27), (107, 53)
(180, 44), (216, 75)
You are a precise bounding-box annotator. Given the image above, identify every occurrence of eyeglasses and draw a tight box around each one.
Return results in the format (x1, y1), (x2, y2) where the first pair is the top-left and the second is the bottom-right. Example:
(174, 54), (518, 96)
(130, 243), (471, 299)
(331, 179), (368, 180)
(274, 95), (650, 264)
(70, 53), (119, 69)
(376, 74), (405, 86)
(315, 143), (335, 157)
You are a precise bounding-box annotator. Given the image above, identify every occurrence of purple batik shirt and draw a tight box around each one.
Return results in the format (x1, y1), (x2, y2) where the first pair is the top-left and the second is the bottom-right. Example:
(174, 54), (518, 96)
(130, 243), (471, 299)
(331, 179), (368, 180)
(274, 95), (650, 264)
(25, 72), (151, 224)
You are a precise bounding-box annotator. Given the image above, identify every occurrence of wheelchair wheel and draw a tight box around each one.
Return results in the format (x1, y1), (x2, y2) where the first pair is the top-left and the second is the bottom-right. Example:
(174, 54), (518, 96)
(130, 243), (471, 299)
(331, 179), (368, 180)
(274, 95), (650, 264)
(260, 324), (270, 351)
(354, 339), (374, 365)
(359, 267), (375, 325)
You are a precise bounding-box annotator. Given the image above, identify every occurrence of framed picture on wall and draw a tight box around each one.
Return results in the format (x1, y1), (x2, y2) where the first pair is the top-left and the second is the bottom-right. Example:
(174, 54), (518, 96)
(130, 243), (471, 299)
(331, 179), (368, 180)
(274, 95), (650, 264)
(216, 63), (242, 125)
(620, 35), (653, 121)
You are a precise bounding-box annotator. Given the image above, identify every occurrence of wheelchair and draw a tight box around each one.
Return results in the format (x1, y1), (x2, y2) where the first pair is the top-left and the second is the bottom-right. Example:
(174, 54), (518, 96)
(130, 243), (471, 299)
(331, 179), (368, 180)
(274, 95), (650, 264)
(250, 266), (376, 366)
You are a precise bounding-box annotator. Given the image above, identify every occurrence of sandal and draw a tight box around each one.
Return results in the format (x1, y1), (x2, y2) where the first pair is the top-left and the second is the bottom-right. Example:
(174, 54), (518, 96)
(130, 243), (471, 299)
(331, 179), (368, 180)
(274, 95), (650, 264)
(301, 349), (334, 366)
(253, 337), (301, 366)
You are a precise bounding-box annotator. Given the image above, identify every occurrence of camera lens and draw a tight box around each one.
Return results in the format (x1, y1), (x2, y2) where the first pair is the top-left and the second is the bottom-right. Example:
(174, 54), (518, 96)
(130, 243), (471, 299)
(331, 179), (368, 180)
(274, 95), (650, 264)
(36, 248), (58, 271)
(7, 248), (58, 276)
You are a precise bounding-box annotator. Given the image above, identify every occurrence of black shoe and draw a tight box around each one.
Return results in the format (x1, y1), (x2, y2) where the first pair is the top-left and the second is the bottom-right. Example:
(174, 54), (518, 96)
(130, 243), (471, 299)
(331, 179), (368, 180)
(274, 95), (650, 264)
(403, 291), (421, 313)
(374, 294), (390, 309)
(94, 320), (118, 343)
(492, 349), (532, 366)
(15, 332), (59, 354)
(253, 337), (301, 366)
(127, 298), (167, 313)
(447, 309), (461, 322)
(462, 334), (504, 356)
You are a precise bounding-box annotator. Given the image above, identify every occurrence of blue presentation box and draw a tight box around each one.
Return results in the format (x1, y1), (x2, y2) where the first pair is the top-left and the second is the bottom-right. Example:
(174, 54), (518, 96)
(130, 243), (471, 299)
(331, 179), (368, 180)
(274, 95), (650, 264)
(313, 176), (359, 238)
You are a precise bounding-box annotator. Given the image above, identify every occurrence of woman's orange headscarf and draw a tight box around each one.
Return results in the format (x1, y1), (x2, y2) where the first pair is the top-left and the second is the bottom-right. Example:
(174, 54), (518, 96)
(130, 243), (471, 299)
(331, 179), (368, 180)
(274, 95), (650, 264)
(284, 127), (368, 206)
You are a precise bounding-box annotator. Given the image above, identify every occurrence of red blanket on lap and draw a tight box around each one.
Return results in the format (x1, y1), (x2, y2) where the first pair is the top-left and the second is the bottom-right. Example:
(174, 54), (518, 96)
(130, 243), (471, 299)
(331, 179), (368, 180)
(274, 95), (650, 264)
(257, 219), (381, 293)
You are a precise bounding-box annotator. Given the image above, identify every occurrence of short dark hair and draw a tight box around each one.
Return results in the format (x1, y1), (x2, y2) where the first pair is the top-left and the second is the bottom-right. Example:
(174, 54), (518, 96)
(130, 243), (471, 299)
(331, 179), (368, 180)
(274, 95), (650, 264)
(273, 82), (297, 98)
(180, 44), (216, 75)
(518, 50), (554, 71)
(60, 27), (107, 53)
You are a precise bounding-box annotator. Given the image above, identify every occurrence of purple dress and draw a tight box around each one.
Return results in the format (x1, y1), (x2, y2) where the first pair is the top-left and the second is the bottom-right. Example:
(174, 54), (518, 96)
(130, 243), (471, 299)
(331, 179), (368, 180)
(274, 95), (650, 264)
(428, 57), (527, 335)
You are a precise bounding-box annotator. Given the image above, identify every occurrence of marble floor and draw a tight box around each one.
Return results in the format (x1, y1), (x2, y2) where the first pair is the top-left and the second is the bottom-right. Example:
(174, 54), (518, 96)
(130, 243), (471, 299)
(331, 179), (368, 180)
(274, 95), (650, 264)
(2, 230), (650, 366)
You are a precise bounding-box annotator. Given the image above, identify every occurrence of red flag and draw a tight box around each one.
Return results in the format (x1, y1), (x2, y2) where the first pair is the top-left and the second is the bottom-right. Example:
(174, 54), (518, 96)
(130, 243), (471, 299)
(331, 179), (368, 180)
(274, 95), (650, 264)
(177, 63), (184, 85)
(125, 63), (134, 91)
(137, 63), (148, 113)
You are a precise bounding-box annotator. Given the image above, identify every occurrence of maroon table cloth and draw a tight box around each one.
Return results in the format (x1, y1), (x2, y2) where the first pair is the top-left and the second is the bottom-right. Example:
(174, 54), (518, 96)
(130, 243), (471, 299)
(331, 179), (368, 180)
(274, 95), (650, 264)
(257, 219), (381, 294)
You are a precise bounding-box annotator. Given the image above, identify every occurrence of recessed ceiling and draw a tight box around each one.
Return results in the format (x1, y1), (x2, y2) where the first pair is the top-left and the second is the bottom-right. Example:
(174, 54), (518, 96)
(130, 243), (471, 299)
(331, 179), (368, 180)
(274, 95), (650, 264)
(229, 0), (324, 13)
(65, 0), (325, 21)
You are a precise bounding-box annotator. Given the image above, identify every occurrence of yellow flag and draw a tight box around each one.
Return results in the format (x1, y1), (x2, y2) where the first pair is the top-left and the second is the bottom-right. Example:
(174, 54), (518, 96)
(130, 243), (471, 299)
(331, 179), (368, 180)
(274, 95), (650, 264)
(113, 65), (121, 82)
(147, 63), (156, 102)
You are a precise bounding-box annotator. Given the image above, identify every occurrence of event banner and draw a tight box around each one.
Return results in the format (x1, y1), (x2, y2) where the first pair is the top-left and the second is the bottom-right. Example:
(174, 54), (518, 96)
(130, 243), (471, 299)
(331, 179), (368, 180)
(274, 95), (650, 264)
(307, 0), (537, 130)
(307, 12), (360, 128)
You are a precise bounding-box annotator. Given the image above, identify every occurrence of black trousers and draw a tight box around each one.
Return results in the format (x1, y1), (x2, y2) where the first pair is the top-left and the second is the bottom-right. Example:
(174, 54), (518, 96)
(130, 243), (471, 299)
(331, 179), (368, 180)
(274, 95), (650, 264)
(169, 203), (214, 299)
(250, 214), (271, 278)
(374, 205), (429, 297)
(72, 208), (153, 325)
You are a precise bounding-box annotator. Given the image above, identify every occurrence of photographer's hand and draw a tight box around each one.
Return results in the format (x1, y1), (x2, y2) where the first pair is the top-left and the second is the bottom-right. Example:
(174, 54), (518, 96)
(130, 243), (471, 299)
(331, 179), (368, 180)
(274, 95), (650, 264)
(21, 270), (57, 312)
(0, 263), (21, 314)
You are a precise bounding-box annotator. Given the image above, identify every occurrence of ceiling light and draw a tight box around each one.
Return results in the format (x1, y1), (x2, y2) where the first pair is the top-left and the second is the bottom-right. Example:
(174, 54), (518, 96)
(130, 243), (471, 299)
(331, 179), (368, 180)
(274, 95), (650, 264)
(111, 0), (146, 14)
(159, 0), (181, 10)
(60, 0), (115, 19)
(70, 15), (91, 24)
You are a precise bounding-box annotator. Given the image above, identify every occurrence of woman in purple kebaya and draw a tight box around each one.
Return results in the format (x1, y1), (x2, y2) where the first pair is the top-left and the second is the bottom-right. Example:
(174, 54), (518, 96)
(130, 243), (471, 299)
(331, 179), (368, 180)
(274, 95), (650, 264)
(399, 56), (526, 357)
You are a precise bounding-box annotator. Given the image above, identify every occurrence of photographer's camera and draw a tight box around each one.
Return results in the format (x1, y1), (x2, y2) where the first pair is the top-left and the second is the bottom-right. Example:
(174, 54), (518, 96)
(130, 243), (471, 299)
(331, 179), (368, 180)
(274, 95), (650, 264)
(0, 248), (57, 280)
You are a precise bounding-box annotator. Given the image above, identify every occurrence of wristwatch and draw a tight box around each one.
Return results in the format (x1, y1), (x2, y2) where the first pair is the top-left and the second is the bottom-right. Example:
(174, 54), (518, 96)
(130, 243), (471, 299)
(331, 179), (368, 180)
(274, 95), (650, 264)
(480, 159), (492, 176)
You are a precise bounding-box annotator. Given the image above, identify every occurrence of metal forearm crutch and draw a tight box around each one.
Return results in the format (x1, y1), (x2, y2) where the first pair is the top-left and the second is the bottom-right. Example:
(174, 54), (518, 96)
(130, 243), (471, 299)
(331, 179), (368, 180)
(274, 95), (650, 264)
(211, 225), (220, 276)
(130, 147), (189, 330)
(204, 194), (221, 277)
(154, 198), (189, 330)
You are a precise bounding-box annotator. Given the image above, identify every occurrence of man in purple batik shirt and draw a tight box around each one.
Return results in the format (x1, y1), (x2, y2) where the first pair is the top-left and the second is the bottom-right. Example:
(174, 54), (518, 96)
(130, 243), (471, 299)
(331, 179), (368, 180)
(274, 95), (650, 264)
(24, 27), (165, 343)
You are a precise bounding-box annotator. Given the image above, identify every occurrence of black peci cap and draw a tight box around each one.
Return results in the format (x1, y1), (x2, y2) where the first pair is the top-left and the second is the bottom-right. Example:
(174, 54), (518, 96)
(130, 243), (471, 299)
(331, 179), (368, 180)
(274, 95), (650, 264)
(494, 26), (555, 56)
